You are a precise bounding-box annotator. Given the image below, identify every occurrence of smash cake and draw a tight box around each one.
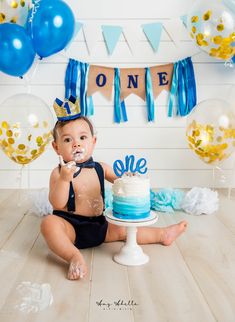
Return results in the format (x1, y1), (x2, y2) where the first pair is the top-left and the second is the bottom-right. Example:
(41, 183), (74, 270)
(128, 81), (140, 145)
(112, 174), (150, 220)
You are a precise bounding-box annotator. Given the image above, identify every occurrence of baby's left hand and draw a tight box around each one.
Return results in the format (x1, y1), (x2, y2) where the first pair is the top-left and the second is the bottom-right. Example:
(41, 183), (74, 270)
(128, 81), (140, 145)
(59, 155), (77, 182)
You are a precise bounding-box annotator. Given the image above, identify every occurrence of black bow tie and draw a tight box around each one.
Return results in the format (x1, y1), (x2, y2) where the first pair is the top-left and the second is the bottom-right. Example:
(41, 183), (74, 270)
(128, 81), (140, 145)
(59, 157), (95, 178)
(73, 157), (95, 178)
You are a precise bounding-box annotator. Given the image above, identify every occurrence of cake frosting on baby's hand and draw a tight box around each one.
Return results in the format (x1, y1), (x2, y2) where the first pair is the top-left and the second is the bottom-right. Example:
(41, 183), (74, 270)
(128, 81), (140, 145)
(58, 155), (77, 182)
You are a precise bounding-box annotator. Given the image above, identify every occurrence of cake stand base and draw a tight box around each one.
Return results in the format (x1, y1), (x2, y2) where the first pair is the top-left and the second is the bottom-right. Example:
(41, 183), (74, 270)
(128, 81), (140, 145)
(105, 210), (158, 266)
(114, 227), (149, 265)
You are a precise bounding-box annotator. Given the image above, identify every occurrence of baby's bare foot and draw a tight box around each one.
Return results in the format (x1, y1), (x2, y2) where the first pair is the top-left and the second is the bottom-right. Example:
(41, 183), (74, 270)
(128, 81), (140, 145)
(161, 221), (187, 246)
(68, 253), (87, 280)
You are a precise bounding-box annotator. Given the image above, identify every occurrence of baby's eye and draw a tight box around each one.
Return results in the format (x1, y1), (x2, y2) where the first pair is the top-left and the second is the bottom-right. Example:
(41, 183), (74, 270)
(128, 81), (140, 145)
(64, 137), (72, 143)
(80, 135), (87, 140)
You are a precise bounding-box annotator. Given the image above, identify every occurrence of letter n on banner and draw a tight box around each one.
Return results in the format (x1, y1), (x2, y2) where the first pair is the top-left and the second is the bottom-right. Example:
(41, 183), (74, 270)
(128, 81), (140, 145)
(87, 65), (114, 100)
(150, 63), (173, 98)
(120, 68), (146, 101)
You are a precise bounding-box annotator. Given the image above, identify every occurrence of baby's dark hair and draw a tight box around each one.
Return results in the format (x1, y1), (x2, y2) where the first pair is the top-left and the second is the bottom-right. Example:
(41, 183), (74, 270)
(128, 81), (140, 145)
(52, 116), (95, 141)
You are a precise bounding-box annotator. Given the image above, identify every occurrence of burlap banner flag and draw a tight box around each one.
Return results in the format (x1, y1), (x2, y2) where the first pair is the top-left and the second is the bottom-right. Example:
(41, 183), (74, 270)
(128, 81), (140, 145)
(65, 57), (197, 123)
(150, 64), (173, 99)
(87, 65), (114, 100)
(87, 64), (173, 102)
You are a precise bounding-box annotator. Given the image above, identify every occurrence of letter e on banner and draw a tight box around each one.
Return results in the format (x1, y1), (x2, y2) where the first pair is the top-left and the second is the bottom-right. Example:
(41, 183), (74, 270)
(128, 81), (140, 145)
(150, 63), (173, 98)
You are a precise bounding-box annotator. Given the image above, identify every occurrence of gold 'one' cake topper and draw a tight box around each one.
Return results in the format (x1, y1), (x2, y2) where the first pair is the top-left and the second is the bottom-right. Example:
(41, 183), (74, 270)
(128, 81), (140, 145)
(53, 96), (81, 121)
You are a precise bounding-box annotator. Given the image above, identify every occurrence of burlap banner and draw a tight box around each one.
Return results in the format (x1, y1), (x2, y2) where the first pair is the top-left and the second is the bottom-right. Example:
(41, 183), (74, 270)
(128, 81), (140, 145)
(87, 65), (114, 100)
(65, 57), (197, 123)
(87, 63), (173, 101)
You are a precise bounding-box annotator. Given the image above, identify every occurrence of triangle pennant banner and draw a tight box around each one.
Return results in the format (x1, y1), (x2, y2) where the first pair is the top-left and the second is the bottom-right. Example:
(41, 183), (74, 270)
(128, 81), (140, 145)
(180, 15), (188, 28)
(65, 21), (83, 51)
(222, 0), (235, 13)
(74, 21), (83, 37)
(164, 18), (186, 47)
(123, 25), (140, 54)
(101, 25), (123, 55)
(83, 23), (101, 55)
(142, 22), (163, 52)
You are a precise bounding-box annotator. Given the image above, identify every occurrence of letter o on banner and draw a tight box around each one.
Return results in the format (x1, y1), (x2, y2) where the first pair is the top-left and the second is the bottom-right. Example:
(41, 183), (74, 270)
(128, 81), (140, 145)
(96, 74), (107, 87)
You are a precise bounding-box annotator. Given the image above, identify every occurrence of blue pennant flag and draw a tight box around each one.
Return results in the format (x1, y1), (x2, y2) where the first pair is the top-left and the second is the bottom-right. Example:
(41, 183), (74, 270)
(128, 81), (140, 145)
(65, 21), (83, 51)
(223, 0), (235, 13)
(180, 15), (188, 28)
(101, 25), (123, 55)
(74, 21), (83, 37)
(142, 22), (163, 52)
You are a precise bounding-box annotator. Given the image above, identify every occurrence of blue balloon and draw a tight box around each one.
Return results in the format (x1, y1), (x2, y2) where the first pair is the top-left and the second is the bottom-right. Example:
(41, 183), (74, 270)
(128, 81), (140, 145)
(28, 0), (75, 58)
(0, 23), (35, 77)
(232, 55), (235, 64)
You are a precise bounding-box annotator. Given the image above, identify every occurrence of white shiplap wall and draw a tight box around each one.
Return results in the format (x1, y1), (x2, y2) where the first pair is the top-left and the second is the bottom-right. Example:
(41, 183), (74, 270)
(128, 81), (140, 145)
(0, 0), (235, 189)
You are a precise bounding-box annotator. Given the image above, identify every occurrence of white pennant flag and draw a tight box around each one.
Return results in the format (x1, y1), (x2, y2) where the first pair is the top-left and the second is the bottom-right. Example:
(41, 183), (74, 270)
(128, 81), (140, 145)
(83, 23), (101, 55)
(163, 18), (191, 47)
(123, 24), (140, 54)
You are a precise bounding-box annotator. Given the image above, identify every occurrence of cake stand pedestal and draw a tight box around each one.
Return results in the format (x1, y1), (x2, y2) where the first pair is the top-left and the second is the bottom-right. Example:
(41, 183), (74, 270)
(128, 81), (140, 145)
(105, 210), (158, 266)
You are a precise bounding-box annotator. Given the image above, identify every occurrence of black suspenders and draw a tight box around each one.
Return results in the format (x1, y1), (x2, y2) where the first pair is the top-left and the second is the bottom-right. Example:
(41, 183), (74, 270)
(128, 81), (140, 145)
(67, 162), (105, 212)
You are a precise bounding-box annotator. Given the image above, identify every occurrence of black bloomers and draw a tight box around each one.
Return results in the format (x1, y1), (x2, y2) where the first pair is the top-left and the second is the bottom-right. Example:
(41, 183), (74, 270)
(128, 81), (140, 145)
(52, 210), (108, 249)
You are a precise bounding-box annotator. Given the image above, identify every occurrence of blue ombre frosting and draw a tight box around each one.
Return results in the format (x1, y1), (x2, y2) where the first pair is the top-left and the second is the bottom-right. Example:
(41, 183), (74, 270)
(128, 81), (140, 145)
(112, 175), (150, 220)
(113, 195), (150, 219)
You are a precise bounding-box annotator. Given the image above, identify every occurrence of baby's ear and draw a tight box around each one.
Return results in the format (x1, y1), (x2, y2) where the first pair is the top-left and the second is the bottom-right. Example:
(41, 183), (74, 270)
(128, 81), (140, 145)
(93, 135), (97, 145)
(52, 141), (59, 154)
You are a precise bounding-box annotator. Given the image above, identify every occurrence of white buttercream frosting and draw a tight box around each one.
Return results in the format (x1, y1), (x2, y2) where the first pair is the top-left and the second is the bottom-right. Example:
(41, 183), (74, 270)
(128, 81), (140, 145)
(112, 175), (150, 197)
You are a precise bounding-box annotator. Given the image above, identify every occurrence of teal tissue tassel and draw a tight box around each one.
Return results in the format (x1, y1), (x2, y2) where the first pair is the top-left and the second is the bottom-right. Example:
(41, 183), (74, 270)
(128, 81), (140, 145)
(150, 188), (185, 213)
(105, 187), (113, 209)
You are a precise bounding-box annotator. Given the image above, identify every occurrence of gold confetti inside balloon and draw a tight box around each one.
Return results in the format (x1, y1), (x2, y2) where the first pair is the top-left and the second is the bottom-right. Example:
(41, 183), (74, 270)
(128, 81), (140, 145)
(187, 0), (235, 61)
(0, 0), (31, 26)
(0, 94), (54, 165)
(186, 99), (235, 165)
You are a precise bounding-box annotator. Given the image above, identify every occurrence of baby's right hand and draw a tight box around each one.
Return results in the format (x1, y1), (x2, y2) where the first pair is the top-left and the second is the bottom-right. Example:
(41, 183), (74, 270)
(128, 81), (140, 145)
(59, 155), (77, 182)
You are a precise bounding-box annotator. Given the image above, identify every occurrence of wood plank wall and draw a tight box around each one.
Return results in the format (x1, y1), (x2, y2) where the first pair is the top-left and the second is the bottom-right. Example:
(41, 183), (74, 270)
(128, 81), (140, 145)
(0, 0), (234, 188)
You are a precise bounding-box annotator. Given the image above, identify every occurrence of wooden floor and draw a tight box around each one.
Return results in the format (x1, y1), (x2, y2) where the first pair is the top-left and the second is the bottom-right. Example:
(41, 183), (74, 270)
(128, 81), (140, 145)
(0, 189), (234, 322)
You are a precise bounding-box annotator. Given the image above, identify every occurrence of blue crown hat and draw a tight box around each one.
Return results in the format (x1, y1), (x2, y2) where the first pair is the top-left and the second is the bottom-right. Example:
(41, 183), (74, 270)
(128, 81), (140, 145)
(53, 95), (81, 121)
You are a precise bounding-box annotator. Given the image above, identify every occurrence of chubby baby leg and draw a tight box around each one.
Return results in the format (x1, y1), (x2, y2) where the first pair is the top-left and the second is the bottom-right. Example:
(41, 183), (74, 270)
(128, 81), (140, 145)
(105, 223), (127, 242)
(137, 221), (187, 245)
(159, 221), (187, 246)
(41, 215), (87, 280)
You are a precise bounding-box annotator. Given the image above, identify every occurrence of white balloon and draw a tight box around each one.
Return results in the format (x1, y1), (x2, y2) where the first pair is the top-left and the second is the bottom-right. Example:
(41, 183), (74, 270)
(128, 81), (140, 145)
(0, 0), (31, 26)
(187, 0), (235, 61)
(223, 0), (235, 13)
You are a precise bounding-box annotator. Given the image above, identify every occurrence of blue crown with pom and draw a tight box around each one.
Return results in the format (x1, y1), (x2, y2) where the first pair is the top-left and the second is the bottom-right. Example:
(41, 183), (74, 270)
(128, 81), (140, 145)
(53, 95), (81, 121)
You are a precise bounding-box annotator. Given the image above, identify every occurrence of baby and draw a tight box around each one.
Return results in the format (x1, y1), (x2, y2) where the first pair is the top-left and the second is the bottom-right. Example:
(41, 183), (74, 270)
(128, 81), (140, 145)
(41, 115), (187, 280)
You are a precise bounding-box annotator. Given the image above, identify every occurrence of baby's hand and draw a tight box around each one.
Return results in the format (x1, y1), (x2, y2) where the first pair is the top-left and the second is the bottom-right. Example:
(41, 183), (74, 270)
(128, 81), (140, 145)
(68, 261), (87, 280)
(59, 155), (77, 182)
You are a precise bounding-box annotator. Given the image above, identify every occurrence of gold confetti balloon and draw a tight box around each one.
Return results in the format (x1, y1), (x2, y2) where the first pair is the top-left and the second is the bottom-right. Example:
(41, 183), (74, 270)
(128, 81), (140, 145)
(0, 94), (54, 165)
(186, 99), (235, 165)
(0, 0), (31, 26)
(187, 0), (235, 61)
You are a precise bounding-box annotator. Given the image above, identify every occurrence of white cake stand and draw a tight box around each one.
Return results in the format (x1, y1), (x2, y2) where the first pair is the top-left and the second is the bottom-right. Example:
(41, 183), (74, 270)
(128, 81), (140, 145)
(105, 209), (158, 266)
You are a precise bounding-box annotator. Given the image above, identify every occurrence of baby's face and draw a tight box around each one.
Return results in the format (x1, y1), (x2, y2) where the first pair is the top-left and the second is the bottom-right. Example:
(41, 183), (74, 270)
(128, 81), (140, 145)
(53, 119), (96, 163)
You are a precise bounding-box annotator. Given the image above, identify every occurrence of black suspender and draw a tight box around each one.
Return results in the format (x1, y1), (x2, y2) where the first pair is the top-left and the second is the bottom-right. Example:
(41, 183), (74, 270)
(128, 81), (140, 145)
(67, 162), (105, 212)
